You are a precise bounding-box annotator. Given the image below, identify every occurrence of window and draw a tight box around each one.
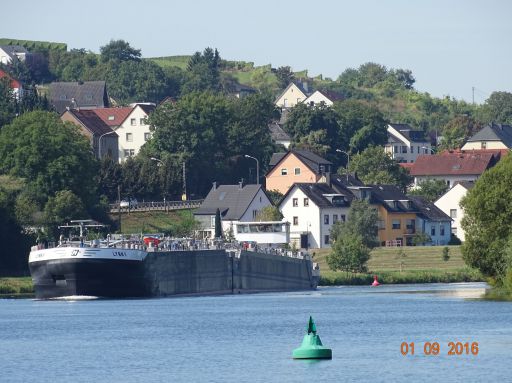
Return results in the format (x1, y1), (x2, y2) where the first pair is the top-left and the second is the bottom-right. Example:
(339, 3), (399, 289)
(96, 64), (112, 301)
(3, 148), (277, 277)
(450, 209), (457, 218)
(126, 133), (133, 142)
(333, 214), (338, 223)
(417, 146), (420, 153)
(140, 118), (145, 125)
(401, 146), (408, 153)
(293, 216), (299, 226)
(281, 168), (288, 176)
(108, 115), (115, 121)
(293, 198), (298, 207)
(481, 142), (487, 149)
(124, 149), (135, 158)
(130, 118), (136, 126)
(340, 215), (346, 222)
(324, 235), (330, 245)
(394, 146), (398, 153)
(324, 215), (329, 225)
(283, 99), (288, 107)
(304, 198), (309, 207)
(431, 226), (436, 236)
(144, 132), (151, 141)
(378, 220), (385, 230)
(392, 219), (401, 229)
(210, 216), (216, 228)
(294, 167), (301, 175)
(440, 225), (445, 236)
(252, 210), (258, 219)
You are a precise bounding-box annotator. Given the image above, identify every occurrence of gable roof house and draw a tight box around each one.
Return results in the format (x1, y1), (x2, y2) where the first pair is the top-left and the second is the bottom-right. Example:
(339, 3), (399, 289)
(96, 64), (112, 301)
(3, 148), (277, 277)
(0, 45), (29, 65)
(61, 109), (118, 162)
(410, 151), (499, 189)
(194, 183), (272, 239)
(434, 181), (474, 242)
(0, 68), (23, 99)
(408, 196), (452, 245)
(384, 123), (432, 163)
(461, 123), (512, 151)
(303, 89), (344, 107)
(266, 149), (332, 194)
(94, 103), (155, 162)
(49, 81), (109, 113)
(279, 182), (354, 249)
(275, 82), (311, 109)
(269, 121), (291, 149)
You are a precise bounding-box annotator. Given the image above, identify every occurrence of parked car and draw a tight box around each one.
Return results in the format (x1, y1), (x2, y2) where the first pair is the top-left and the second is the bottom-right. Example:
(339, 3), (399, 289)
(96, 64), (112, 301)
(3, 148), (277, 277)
(120, 198), (138, 208)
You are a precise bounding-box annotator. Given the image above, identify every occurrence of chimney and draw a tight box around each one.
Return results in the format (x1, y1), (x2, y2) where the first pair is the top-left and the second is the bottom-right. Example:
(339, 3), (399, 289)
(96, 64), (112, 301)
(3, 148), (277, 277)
(212, 181), (217, 190)
(239, 179), (244, 189)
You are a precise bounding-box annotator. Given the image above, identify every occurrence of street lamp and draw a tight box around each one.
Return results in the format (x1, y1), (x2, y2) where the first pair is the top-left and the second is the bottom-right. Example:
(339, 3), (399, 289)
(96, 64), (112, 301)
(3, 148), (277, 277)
(244, 154), (259, 185)
(98, 130), (116, 160)
(336, 149), (350, 182)
(150, 157), (164, 166)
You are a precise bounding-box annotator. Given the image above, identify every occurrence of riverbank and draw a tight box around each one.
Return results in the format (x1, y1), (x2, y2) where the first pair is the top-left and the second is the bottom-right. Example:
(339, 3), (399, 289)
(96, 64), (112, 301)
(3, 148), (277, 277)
(0, 277), (34, 298)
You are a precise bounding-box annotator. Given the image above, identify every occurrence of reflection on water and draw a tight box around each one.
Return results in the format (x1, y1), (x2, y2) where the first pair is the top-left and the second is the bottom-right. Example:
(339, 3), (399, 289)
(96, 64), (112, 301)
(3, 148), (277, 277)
(1, 282), (511, 383)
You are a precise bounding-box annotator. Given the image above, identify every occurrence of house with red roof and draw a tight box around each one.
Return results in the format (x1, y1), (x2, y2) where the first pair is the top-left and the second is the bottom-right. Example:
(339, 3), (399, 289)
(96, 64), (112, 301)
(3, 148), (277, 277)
(409, 151), (500, 189)
(93, 103), (156, 162)
(0, 68), (23, 99)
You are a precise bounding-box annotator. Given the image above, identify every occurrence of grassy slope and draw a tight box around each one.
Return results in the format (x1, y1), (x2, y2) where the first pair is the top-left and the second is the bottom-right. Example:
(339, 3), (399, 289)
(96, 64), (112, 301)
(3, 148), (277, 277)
(109, 209), (195, 234)
(313, 246), (482, 285)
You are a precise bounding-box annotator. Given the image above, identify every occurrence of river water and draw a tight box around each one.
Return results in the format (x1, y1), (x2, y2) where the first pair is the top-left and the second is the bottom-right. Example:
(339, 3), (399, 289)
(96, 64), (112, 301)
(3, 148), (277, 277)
(1, 283), (511, 383)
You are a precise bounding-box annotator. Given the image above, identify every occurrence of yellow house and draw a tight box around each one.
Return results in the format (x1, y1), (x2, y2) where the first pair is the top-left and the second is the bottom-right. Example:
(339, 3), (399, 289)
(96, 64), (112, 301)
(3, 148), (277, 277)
(369, 185), (419, 246)
(275, 82), (310, 109)
(265, 150), (332, 195)
(461, 123), (512, 150)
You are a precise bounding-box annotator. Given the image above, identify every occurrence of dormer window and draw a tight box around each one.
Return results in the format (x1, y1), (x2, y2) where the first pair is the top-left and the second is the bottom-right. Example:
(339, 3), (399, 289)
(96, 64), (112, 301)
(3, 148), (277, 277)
(108, 115), (115, 121)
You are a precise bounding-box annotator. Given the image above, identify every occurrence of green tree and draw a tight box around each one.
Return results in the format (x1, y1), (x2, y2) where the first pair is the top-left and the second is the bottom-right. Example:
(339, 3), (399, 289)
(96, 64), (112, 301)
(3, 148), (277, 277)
(480, 91), (512, 125)
(348, 146), (412, 191)
(408, 179), (448, 202)
(255, 206), (283, 221)
(44, 190), (87, 227)
(275, 66), (295, 89)
(327, 199), (378, 273)
(214, 208), (222, 238)
(438, 115), (482, 151)
(0, 111), (101, 219)
(266, 190), (283, 205)
(461, 154), (512, 283)
(0, 77), (16, 128)
(100, 39), (141, 63)
(182, 47), (221, 94)
(442, 246), (450, 262)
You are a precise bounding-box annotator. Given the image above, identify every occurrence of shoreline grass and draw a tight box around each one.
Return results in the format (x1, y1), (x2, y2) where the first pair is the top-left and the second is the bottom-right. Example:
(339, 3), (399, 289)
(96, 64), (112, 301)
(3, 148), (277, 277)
(0, 277), (34, 298)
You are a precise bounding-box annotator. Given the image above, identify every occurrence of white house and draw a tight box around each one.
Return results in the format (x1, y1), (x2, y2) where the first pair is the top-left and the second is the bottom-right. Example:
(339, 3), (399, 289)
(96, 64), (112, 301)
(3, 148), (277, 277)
(303, 90), (344, 107)
(0, 45), (28, 65)
(194, 183), (273, 239)
(434, 181), (474, 242)
(409, 196), (452, 245)
(384, 123), (431, 163)
(275, 82), (310, 109)
(279, 182), (352, 249)
(93, 103), (155, 162)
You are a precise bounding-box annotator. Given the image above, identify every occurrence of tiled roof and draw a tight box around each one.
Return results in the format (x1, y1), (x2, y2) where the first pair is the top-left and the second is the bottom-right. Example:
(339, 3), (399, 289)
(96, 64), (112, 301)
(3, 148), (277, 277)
(49, 81), (108, 113)
(410, 152), (498, 176)
(195, 184), (263, 220)
(137, 103), (156, 115)
(282, 183), (351, 209)
(93, 107), (133, 126)
(67, 109), (117, 137)
(317, 89), (344, 102)
(0, 45), (28, 60)
(369, 185), (419, 213)
(465, 123), (512, 148)
(269, 122), (291, 142)
(268, 149), (331, 174)
(408, 195), (451, 222)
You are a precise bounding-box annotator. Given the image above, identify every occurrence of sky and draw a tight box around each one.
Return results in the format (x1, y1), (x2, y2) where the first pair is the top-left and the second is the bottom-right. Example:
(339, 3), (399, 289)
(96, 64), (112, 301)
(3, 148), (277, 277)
(3, 0), (511, 103)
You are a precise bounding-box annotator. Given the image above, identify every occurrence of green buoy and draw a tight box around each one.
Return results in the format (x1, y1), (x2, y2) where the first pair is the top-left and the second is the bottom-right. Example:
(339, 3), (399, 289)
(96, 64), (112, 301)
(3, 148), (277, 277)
(292, 316), (332, 360)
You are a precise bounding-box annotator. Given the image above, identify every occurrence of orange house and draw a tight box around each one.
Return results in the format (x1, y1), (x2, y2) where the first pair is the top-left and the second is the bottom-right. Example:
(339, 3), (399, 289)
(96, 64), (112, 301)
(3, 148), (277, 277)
(265, 150), (332, 194)
(369, 185), (419, 246)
